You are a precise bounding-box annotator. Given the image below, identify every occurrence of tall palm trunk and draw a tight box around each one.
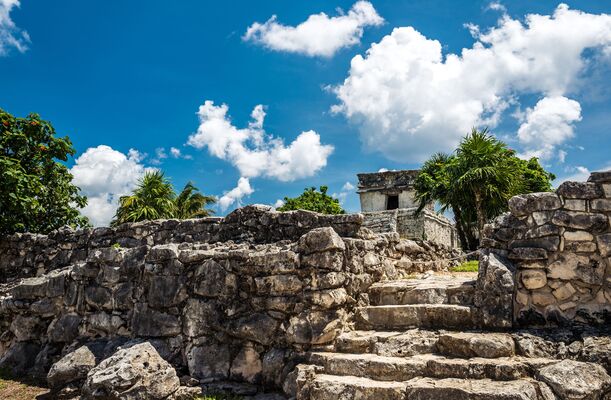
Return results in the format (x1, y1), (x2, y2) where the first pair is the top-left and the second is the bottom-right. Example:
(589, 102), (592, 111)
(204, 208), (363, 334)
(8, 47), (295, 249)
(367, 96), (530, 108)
(452, 205), (469, 250)
(474, 188), (486, 245)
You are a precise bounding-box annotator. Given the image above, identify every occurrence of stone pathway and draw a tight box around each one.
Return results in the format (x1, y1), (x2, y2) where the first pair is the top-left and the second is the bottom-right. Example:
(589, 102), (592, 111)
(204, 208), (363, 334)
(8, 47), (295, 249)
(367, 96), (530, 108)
(297, 275), (611, 399)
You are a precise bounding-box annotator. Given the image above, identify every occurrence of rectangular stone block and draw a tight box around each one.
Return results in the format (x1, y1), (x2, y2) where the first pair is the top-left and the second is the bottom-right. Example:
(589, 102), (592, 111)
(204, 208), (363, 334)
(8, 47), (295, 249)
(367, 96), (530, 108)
(552, 211), (608, 233)
(563, 199), (586, 211)
(557, 181), (604, 199)
(603, 184), (611, 198)
(564, 230), (593, 241)
(591, 199), (611, 212)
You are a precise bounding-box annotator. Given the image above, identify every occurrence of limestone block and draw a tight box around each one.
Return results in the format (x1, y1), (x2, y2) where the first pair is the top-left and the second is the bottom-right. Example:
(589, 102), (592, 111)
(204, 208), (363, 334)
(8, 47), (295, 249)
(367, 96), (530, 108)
(84, 286), (112, 310)
(532, 211), (555, 226)
(591, 198), (611, 211)
(306, 288), (351, 309)
(230, 344), (262, 384)
(557, 181), (604, 199)
(597, 233), (611, 257)
(523, 224), (561, 239)
(255, 275), (303, 296)
(10, 315), (41, 341)
(508, 247), (548, 260)
(145, 243), (179, 262)
(521, 270), (547, 290)
(47, 313), (81, 343)
(231, 313), (279, 345)
(301, 251), (344, 271)
(83, 342), (180, 400)
(559, 301), (577, 311)
(564, 230), (594, 242)
(531, 290), (556, 307)
(563, 199), (587, 211)
(131, 304), (181, 337)
(310, 272), (347, 290)
(552, 283), (576, 301)
(508, 192), (562, 217)
(588, 171), (611, 183)
(509, 236), (560, 252)
(536, 360), (611, 400)
(516, 290), (529, 305)
(297, 227), (345, 255)
(182, 298), (220, 337)
(286, 310), (343, 345)
(552, 211), (608, 233)
(603, 183), (611, 198)
(147, 275), (187, 307)
(564, 241), (597, 253)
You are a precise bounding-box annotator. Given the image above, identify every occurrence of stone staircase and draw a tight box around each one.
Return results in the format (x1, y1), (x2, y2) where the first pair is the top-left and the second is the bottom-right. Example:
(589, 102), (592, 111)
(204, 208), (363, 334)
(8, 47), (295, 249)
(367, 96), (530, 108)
(297, 275), (598, 399)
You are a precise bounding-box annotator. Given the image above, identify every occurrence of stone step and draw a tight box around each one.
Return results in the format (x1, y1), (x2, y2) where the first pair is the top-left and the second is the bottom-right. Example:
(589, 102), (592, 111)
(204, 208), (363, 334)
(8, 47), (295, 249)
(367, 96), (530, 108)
(305, 374), (408, 400)
(336, 330), (517, 359)
(356, 304), (475, 330)
(304, 374), (550, 400)
(308, 352), (556, 382)
(368, 276), (476, 306)
(404, 377), (550, 400)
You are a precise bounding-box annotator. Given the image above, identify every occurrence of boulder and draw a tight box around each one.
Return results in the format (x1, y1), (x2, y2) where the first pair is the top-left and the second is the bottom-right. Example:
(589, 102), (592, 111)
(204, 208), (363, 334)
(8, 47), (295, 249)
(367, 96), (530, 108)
(187, 343), (231, 381)
(47, 344), (101, 389)
(536, 359), (611, 400)
(474, 252), (516, 328)
(82, 341), (179, 400)
(298, 227), (345, 255)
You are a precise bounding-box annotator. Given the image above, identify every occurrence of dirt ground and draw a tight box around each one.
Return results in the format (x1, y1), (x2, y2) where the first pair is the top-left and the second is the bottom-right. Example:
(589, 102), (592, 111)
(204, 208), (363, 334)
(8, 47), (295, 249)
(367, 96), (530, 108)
(0, 376), (50, 400)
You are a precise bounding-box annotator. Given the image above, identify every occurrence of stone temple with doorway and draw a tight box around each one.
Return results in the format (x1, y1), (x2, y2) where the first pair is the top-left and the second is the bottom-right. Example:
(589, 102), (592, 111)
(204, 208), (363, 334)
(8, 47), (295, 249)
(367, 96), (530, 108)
(357, 169), (458, 248)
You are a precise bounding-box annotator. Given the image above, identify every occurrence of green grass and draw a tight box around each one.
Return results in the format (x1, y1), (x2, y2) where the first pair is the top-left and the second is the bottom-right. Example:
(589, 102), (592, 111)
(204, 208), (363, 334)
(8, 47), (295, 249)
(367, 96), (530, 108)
(450, 260), (479, 272)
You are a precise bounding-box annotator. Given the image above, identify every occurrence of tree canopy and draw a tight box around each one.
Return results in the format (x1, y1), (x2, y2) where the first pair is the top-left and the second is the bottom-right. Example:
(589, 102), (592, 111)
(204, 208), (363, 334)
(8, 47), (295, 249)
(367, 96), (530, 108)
(111, 171), (215, 226)
(414, 128), (555, 250)
(0, 109), (89, 234)
(277, 186), (345, 215)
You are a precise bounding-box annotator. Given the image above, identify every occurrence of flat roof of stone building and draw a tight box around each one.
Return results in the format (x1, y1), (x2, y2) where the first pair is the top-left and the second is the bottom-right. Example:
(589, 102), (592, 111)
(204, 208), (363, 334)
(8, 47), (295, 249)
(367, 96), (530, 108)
(357, 170), (420, 192)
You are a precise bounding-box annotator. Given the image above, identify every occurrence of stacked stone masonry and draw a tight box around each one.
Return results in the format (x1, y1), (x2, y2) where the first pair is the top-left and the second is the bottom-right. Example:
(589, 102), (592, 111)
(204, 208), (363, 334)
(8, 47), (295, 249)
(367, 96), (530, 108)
(482, 170), (611, 327)
(0, 205), (462, 398)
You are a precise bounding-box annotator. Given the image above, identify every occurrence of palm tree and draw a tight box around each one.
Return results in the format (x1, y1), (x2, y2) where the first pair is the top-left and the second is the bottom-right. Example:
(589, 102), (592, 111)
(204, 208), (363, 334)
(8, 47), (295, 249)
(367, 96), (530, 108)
(449, 128), (520, 239)
(111, 171), (176, 226)
(174, 182), (216, 219)
(414, 152), (477, 250)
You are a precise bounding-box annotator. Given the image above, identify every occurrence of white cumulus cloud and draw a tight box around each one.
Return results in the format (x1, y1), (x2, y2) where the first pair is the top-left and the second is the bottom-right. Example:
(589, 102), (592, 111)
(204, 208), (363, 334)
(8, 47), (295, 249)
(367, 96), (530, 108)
(342, 181), (355, 191)
(70, 145), (151, 227)
(243, 1), (383, 57)
(333, 4), (611, 163)
(187, 101), (334, 212)
(517, 96), (582, 160)
(218, 177), (254, 211)
(0, 0), (29, 56)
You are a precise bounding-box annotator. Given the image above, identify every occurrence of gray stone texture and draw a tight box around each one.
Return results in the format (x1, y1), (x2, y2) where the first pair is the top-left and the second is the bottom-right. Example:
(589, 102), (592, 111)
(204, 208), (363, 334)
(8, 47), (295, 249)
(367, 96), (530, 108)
(481, 170), (611, 327)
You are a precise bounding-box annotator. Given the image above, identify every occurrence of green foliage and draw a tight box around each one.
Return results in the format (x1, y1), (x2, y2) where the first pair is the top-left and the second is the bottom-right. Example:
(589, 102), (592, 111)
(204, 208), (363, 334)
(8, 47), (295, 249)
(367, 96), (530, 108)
(277, 186), (345, 215)
(415, 128), (555, 250)
(450, 260), (479, 272)
(174, 182), (216, 219)
(0, 109), (90, 234)
(111, 171), (215, 226)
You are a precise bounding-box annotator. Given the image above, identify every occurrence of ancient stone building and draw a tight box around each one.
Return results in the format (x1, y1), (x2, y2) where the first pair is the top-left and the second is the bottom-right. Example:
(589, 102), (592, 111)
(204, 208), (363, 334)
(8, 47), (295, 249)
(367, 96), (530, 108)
(357, 170), (458, 248)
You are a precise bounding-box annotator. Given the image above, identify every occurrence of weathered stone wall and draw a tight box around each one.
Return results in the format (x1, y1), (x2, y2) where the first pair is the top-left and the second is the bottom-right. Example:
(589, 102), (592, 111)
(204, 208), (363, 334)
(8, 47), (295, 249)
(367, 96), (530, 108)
(0, 205), (457, 393)
(0, 205), (362, 285)
(362, 208), (458, 249)
(482, 171), (611, 327)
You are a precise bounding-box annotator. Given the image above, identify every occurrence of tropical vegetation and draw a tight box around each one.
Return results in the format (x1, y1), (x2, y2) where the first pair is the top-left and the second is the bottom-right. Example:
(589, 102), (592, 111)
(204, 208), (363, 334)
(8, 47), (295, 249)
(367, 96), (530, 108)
(277, 186), (345, 214)
(414, 128), (555, 250)
(111, 171), (215, 226)
(0, 109), (90, 234)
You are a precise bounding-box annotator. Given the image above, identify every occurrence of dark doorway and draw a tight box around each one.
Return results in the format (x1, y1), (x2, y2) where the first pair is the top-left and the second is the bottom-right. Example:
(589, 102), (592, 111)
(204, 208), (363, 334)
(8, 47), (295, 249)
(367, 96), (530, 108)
(387, 195), (399, 210)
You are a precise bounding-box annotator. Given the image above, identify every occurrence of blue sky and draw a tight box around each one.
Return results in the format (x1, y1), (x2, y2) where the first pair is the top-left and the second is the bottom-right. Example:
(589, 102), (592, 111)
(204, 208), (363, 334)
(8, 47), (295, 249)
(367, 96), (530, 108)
(1, 0), (610, 226)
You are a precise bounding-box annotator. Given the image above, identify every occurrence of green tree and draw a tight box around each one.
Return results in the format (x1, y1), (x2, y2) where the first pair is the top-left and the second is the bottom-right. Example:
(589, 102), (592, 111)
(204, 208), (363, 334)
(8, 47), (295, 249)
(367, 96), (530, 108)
(277, 186), (345, 215)
(111, 171), (216, 226)
(0, 109), (89, 234)
(414, 128), (555, 250)
(174, 182), (216, 219)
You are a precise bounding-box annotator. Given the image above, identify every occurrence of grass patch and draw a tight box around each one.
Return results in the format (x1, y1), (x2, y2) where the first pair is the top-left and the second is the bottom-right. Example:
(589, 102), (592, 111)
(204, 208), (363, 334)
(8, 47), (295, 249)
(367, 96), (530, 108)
(450, 260), (479, 272)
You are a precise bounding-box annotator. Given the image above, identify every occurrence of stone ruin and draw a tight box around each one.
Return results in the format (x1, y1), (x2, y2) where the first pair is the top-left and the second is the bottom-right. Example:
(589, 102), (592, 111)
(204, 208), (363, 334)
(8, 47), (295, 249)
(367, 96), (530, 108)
(357, 170), (459, 249)
(0, 171), (609, 399)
